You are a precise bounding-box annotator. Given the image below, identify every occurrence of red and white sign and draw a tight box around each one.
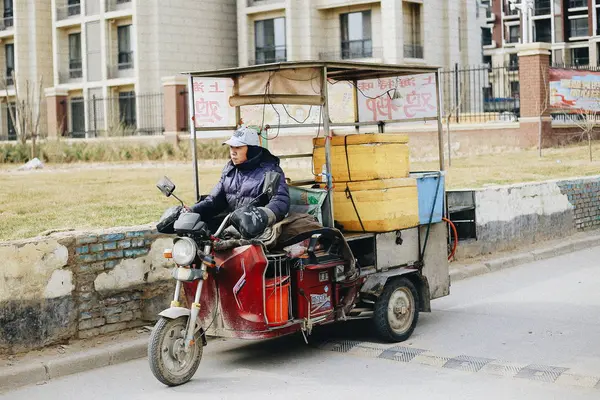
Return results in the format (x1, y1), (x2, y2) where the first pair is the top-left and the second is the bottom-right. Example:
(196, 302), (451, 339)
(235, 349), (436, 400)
(357, 73), (438, 122)
(192, 78), (233, 127)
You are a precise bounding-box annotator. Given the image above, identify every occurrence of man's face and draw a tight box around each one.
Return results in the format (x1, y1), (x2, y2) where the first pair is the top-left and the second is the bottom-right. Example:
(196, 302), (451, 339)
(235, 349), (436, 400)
(230, 145), (248, 165)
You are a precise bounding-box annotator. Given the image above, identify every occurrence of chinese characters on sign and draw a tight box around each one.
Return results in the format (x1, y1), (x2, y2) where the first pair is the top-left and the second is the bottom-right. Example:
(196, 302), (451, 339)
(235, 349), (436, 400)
(192, 78), (233, 127)
(357, 73), (438, 122)
(549, 68), (600, 112)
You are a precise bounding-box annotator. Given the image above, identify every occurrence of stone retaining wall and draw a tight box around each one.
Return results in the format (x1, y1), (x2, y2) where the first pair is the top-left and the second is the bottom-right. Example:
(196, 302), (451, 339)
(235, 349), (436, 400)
(0, 225), (174, 354)
(452, 175), (600, 259)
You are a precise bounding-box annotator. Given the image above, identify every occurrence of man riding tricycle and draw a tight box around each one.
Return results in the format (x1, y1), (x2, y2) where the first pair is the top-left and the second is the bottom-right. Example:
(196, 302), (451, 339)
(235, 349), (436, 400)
(148, 62), (450, 386)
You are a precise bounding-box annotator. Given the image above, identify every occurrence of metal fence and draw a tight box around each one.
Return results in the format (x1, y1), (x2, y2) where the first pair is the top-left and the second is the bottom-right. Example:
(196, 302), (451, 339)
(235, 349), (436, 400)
(66, 92), (163, 138)
(440, 63), (520, 123)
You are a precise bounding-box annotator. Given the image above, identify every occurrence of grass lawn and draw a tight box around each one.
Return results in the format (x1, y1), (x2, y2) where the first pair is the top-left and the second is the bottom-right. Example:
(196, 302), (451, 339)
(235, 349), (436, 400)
(2, 142), (600, 241)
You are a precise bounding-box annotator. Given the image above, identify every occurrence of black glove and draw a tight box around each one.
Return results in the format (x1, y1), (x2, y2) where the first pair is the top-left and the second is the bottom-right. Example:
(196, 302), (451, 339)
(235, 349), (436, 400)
(230, 205), (269, 239)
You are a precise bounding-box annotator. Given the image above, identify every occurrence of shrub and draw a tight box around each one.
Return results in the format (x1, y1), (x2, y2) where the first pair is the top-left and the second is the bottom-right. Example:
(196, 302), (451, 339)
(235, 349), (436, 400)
(0, 138), (229, 164)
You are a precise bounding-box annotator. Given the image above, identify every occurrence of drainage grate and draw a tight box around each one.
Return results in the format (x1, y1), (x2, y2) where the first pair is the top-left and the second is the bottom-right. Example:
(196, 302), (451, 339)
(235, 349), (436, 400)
(378, 346), (427, 363)
(515, 364), (569, 383)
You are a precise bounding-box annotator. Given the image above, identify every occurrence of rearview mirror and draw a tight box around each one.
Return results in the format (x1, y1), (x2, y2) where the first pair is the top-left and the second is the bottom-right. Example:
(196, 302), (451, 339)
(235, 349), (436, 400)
(156, 176), (176, 198)
(262, 171), (281, 199)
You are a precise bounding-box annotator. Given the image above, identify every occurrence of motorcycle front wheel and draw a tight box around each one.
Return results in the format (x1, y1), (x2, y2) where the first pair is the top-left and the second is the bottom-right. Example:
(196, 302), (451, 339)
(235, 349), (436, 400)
(148, 316), (203, 386)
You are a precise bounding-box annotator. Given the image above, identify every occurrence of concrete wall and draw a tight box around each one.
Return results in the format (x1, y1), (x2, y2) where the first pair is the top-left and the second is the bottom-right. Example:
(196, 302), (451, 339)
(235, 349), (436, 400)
(453, 175), (600, 259)
(0, 225), (175, 354)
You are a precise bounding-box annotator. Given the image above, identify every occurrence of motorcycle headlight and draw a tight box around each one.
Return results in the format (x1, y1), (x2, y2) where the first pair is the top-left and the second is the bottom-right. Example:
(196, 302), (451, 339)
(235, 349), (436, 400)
(172, 237), (197, 266)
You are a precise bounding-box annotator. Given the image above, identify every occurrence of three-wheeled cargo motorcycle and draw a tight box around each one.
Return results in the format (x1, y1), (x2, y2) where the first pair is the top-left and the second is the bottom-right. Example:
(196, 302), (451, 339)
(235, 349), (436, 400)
(148, 61), (450, 386)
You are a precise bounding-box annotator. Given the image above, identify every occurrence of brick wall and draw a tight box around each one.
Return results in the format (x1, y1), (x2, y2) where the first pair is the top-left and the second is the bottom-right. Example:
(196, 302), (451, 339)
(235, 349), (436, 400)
(73, 230), (159, 339)
(558, 178), (600, 231)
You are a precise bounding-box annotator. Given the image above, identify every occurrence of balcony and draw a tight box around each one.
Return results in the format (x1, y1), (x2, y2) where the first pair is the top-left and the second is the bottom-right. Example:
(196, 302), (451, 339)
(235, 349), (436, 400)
(105, 0), (132, 13)
(404, 43), (424, 59)
(69, 59), (82, 79)
(0, 15), (13, 31)
(117, 51), (133, 69)
(3, 70), (13, 87)
(318, 46), (382, 61)
(534, 0), (551, 16)
(56, 3), (81, 21)
(108, 55), (134, 79)
(340, 39), (373, 60)
(251, 46), (286, 65)
(247, 0), (284, 6)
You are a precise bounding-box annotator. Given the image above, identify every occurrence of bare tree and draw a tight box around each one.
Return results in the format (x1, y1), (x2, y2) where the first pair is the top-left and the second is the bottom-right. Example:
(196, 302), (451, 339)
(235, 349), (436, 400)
(444, 77), (468, 167)
(537, 64), (550, 157)
(570, 108), (598, 162)
(1, 71), (44, 159)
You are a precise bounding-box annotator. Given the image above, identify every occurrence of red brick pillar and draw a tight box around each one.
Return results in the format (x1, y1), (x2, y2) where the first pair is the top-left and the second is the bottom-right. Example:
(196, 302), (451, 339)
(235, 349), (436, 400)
(45, 88), (68, 138)
(517, 43), (553, 147)
(162, 76), (188, 145)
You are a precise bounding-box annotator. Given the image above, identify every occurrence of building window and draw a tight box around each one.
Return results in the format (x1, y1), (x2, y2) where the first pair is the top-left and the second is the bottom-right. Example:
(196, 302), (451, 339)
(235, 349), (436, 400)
(509, 53), (518, 70)
(483, 55), (493, 71)
(68, 33), (82, 78)
(117, 25), (133, 69)
(572, 47), (589, 65)
(507, 25), (520, 43)
(504, 0), (519, 15)
(510, 81), (520, 98)
(483, 86), (493, 100)
(534, 19), (552, 42)
(3, 0), (13, 27)
(254, 17), (286, 64)
(482, 27), (493, 46)
(5, 43), (13, 86)
(340, 11), (372, 59)
(67, 0), (81, 16)
(570, 17), (589, 38)
(119, 91), (136, 128)
(534, 0), (551, 16)
(70, 97), (85, 138)
(6, 102), (15, 140)
(403, 2), (423, 58)
(568, 0), (586, 8)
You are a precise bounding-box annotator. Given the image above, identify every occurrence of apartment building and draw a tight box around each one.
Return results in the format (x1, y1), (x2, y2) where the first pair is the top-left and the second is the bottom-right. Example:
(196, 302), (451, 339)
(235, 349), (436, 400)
(237, 0), (486, 69)
(482, 0), (600, 67)
(46, 0), (237, 138)
(0, 0), (53, 140)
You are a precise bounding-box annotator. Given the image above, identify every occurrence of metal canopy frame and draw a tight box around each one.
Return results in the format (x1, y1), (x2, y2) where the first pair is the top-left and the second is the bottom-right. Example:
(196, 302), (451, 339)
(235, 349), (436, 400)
(184, 61), (445, 229)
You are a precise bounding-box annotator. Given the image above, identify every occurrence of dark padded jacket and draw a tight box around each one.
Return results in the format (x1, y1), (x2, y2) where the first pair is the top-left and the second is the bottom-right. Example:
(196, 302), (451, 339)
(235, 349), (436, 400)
(191, 148), (290, 221)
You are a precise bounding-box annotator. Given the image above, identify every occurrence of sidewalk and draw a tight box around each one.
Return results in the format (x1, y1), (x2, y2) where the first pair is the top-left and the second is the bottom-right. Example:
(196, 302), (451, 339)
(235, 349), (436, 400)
(0, 328), (151, 393)
(2, 231), (600, 393)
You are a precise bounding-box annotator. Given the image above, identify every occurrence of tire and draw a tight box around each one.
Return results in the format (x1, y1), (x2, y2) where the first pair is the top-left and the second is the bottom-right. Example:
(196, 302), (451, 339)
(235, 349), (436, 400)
(372, 277), (419, 342)
(148, 316), (203, 386)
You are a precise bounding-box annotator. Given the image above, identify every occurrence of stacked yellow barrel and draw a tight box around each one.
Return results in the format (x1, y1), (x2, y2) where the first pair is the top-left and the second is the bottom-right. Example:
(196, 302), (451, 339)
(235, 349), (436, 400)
(313, 134), (420, 232)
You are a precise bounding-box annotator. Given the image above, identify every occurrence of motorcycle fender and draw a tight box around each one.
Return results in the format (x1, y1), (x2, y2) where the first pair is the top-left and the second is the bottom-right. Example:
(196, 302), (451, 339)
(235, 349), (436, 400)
(158, 307), (190, 320)
(360, 268), (431, 312)
(158, 307), (207, 346)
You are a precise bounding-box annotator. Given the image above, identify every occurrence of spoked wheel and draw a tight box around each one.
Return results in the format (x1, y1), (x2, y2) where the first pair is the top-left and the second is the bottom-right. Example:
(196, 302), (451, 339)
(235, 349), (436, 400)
(372, 277), (419, 342)
(148, 316), (203, 386)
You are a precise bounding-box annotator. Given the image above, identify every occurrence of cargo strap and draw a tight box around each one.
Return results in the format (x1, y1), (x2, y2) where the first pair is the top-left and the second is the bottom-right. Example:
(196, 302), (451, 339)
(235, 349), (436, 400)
(344, 135), (352, 182)
(344, 184), (366, 232)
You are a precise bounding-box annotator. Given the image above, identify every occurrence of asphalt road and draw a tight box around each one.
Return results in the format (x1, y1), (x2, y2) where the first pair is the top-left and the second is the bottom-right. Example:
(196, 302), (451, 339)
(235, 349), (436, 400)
(3, 246), (600, 400)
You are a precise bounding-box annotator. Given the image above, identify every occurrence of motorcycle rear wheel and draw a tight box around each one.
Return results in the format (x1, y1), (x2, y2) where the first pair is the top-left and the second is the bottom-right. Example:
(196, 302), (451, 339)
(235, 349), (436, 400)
(148, 316), (203, 386)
